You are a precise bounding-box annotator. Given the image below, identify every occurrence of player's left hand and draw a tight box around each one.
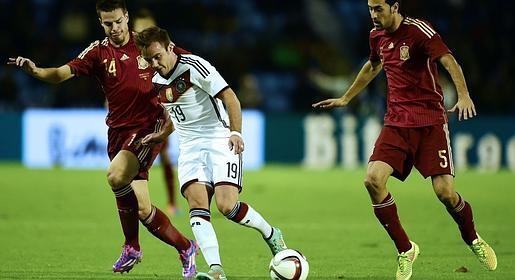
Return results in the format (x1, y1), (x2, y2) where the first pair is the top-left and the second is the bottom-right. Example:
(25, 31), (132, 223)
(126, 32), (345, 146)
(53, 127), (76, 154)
(448, 95), (477, 121)
(141, 132), (166, 146)
(229, 134), (244, 155)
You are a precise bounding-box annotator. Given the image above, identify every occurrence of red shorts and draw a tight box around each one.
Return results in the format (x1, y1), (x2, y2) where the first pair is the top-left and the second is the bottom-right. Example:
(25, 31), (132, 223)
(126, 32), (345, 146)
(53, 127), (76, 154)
(107, 118), (165, 180)
(369, 124), (455, 181)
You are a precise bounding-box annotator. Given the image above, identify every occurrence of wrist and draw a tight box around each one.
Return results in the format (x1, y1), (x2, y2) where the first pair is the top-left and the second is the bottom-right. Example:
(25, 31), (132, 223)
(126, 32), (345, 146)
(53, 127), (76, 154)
(230, 131), (242, 138)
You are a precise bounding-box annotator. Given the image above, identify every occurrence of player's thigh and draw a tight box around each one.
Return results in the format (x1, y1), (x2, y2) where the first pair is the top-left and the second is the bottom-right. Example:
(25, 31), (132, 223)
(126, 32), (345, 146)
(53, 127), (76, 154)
(369, 126), (412, 181)
(210, 139), (243, 190)
(131, 179), (152, 217)
(177, 146), (211, 194)
(107, 150), (140, 187)
(183, 182), (211, 209)
(414, 124), (455, 178)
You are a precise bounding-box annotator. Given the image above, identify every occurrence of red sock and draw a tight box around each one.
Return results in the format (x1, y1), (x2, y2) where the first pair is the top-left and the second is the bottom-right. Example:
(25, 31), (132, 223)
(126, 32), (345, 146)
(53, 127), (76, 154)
(373, 193), (411, 253)
(163, 162), (176, 205)
(142, 206), (190, 251)
(447, 193), (478, 245)
(113, 184), (140, 250)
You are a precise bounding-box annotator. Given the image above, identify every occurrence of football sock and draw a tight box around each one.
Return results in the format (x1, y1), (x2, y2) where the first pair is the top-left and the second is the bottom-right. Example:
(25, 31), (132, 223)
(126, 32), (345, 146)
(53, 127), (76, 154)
(141, 205), (190, 251)
(225, 201), (273, 238)
(113, 184), (140, 251)
(373, 193), (411, 253)
(446, 193), (478, 245)
(190, 208), (222, 267)
(163, 162), (176, 205)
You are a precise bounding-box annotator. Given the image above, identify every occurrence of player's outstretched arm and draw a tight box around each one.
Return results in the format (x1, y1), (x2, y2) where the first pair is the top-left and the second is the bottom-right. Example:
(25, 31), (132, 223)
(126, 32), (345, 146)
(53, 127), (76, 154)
(439, 53), (477, 121)
(7, 56), (74, 84)
(217, 88), (244, 155)
(312, 60), (382, 109)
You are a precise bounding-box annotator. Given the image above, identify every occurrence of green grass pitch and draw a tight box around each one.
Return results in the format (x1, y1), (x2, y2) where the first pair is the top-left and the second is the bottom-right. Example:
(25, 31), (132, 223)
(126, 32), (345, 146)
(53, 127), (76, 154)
(0, 163), (514, 279)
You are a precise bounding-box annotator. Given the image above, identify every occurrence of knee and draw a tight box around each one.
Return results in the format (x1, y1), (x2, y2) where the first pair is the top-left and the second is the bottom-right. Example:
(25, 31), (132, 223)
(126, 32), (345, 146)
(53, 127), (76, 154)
(435, 187), (457, 207)
(364, 173), (382, 190)
(186, 194), (208, 210)
(107, 170), (132, 190)
(216, 197), (236, 216)
(138, 204), (152, 220)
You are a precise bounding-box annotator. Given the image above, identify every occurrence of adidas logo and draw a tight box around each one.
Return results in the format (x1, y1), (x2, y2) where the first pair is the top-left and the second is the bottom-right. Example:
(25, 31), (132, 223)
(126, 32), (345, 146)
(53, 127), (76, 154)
(121, 54), (130, 61)
(388, 42), (394, 49)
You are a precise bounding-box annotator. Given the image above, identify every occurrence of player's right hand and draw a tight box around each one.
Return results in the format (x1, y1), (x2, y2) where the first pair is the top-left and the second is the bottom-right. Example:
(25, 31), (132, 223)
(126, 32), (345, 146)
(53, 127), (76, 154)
(7, 56), (38, 75)
(312, 98), (348, 109)
(141, 132), (166, 146)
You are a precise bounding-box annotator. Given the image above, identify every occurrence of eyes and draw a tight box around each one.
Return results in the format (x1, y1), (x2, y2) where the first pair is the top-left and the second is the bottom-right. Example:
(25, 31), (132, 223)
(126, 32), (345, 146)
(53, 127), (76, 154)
(102, 18), (124, 27)
(368, 6), (384, 13)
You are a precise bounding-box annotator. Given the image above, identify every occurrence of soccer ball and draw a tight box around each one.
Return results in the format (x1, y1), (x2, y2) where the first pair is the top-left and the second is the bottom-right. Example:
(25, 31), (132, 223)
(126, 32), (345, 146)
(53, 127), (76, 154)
(269, 249), (309, 280)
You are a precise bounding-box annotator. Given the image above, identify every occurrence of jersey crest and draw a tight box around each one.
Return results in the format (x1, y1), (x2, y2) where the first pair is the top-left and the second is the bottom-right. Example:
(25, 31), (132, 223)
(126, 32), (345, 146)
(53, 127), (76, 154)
(157, 70), (192, 103)
(137, 55), (150, 69)
(400, 45), (410, 61)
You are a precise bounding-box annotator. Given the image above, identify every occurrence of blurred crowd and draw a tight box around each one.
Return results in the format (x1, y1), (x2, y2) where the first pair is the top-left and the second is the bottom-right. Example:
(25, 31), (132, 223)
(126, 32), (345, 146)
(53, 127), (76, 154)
(1, 0), (513, 116)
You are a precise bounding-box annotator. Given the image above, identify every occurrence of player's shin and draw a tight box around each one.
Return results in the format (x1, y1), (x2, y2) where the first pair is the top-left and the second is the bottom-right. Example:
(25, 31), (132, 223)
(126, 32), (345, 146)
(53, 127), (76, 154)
(372, 193), (411, 253)
(225, 201), (273, 238)
(113, 184), (140, 250)
(190, 208), (222, 267)
(141, 205), (190, 251)
(446, 193), (478, 245)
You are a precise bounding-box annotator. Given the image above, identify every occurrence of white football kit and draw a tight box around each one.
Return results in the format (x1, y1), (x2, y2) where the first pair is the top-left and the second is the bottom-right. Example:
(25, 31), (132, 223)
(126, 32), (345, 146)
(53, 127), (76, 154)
(153, 54), (242, 192)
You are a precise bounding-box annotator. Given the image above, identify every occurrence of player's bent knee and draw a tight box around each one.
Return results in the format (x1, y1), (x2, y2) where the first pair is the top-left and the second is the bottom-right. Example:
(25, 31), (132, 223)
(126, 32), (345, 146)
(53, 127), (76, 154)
(216, 201), (234, 216)
(107, 171), (131, 189)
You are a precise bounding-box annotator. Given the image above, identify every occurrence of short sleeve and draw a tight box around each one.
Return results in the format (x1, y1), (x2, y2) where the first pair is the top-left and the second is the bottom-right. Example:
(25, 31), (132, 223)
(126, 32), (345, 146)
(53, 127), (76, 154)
(186, 56), (229, 97)
(67, 40), (100, 77)
(415, 22), (451, 61)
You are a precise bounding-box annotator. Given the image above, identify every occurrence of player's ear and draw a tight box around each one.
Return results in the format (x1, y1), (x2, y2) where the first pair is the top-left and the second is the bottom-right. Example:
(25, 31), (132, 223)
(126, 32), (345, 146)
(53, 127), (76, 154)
(391, 2), (399, 14)
(167, 43), (175, 53)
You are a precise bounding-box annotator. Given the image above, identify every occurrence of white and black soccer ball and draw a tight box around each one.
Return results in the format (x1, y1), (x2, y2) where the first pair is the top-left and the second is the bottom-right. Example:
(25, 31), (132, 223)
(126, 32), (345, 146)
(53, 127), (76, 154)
(269, 249), (309, 280)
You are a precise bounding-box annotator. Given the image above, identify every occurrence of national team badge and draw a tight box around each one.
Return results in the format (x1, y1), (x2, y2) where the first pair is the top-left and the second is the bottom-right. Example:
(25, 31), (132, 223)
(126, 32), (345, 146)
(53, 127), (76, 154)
(175, 80), (187, 93)
(400, 45), (410, 61)
(136, 55), (149, 69)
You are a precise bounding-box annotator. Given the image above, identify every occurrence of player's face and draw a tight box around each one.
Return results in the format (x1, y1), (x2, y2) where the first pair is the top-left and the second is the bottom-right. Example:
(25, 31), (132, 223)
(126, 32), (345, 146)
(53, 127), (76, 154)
(142, 41), (176, 76)
(368, 0), (395, 30)
(99, 8), (129, 46)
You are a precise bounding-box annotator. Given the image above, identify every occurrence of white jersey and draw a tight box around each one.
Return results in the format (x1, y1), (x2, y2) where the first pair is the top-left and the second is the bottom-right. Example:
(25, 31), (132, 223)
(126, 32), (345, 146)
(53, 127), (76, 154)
(153, 54), (230, 143)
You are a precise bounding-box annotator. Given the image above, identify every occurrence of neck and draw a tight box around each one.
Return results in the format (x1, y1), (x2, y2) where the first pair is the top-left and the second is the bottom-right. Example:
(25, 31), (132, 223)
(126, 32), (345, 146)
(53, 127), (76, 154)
(386, 14), (403, 33)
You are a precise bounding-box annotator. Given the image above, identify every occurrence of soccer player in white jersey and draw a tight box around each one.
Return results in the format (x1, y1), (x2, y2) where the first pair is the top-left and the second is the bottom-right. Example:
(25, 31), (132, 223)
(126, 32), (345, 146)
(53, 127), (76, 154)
(134, 26), (287, 280)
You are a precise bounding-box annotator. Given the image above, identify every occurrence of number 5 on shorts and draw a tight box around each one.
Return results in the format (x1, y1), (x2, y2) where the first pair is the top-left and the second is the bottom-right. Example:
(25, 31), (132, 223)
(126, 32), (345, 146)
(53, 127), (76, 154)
(438, 150), (448, 168)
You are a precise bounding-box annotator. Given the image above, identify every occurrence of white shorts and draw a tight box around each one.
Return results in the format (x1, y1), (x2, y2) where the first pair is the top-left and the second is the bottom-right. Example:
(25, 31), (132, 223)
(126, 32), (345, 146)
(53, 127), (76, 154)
(178, 137), (243, 194)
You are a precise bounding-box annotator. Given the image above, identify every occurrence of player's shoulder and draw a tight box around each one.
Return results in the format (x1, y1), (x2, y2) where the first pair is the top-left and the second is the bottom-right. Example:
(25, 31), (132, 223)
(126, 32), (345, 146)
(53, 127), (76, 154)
(178, 54), (212, 78)
(369, 27), (384, 39)
(77, 38), (108, 59)
(402, 16), (438, 39)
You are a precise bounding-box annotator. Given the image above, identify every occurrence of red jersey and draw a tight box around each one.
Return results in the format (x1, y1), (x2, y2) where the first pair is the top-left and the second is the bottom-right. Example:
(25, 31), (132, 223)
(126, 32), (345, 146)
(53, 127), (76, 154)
(369, 17), (451, 127)
(67, 34), (160, 128)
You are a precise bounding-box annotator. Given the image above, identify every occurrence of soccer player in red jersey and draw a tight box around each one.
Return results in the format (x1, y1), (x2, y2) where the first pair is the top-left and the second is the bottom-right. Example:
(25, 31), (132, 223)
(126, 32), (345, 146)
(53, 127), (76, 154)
(132, 9), (180, 216)
(8, 0), (197, 277)
(313, 0), (497, 279)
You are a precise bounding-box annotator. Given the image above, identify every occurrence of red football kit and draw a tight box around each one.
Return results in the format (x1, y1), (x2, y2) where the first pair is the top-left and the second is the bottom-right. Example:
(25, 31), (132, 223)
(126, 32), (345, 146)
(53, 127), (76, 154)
(368, 17), (455, 180)
(68, 34), (164, 179)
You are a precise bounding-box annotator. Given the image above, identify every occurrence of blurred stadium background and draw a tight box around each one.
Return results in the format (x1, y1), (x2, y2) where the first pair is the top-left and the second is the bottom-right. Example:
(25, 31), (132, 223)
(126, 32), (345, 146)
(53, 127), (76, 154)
(1, 0), (515, 279)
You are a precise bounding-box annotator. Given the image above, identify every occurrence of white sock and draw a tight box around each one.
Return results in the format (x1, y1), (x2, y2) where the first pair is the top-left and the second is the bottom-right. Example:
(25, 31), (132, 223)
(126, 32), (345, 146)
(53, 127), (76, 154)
(190, 216), (221, 267)
(228, 202), (273, 238)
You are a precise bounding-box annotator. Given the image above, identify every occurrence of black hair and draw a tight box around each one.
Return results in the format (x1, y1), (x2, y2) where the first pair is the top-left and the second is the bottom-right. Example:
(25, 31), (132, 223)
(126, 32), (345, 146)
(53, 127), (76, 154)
(96, 0), (127, 16)
(385, 0), (402, 13)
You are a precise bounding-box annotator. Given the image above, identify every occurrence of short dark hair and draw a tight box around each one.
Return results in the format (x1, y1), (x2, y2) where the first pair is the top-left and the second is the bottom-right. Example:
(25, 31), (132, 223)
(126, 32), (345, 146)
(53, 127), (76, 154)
(385, 0), (402, 13)
(134, 26), (171, 50)
(96, 0), (127, 16)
